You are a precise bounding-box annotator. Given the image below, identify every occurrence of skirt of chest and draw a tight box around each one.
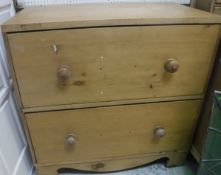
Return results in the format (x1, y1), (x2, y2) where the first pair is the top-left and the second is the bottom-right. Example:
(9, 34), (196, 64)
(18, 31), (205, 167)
(6, 23), (220, 174)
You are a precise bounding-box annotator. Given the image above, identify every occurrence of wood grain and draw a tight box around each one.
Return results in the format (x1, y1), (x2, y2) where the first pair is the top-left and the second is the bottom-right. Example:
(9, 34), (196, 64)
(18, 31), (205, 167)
(2, 3), (221, 32)
(22, 95), (203, 113)
(26, 100), (200, 164)
(8, 25), (220, 108)
(4, 4), (221, 172)
(35, 151), (188, 174)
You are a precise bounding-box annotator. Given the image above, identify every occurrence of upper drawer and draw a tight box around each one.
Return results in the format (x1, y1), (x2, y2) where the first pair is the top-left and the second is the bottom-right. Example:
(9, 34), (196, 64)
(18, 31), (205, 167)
(8, 25), (220, 108)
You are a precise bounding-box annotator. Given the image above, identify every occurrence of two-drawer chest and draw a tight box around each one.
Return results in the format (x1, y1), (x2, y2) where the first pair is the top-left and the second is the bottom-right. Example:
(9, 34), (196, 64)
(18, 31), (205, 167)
(2, 3), (221, 175)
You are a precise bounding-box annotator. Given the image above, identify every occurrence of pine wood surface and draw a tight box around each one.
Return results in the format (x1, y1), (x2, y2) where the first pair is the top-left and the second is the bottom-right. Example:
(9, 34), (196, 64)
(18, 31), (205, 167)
(4, 3), (221, 173)
(2, 3), (221, 32)
(22, 95), (202, 113)
(8, 25), (220, 109)
(35, 151), (188, 174)
(26, 100), (200, 165)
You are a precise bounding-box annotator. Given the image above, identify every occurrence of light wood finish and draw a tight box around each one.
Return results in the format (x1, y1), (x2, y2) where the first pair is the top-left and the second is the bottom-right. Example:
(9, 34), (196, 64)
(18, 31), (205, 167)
(3, 4), (221, 173)
(2, 3), (221, 33)
(164, 59), (180, 73)
(35, 151), (187, 174)
(22, 95), (203, 113)
(26, 100), (200, 164)
(8, 25), (220, 108)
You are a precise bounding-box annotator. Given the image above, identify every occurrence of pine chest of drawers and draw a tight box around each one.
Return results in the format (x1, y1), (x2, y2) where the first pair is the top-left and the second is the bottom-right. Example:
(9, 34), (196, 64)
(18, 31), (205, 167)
(2, 3), (221, 175)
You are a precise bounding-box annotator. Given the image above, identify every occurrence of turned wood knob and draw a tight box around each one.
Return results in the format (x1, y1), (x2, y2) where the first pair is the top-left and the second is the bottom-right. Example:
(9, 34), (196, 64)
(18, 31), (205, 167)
(65, 134), (76, 147)
(154, 127), (166, 138)
(164, 59), (179, 73)
(57, 65), (71, 81)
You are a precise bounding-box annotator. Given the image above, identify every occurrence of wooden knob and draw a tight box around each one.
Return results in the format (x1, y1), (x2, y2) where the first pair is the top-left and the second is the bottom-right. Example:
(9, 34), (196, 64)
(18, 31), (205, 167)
(65, 134), (76, 147)
(164, 59), (179, 73)
(154, 127), (166, 138)
(57, 65), (71, 81)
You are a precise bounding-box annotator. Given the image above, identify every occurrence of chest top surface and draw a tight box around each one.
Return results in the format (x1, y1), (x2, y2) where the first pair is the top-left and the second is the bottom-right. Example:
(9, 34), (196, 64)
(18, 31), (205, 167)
(2, 3), (221, 32)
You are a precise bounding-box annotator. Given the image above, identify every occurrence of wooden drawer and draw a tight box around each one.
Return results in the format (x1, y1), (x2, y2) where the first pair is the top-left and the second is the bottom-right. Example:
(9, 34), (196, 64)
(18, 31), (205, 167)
(26, 100), (200, 165)
(8, 25), (219, 108)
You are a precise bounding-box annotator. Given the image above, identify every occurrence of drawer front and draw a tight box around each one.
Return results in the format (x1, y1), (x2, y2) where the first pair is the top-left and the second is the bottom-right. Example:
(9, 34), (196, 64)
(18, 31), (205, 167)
(8, 25), (219, 108)
(26, 100), (200, 164)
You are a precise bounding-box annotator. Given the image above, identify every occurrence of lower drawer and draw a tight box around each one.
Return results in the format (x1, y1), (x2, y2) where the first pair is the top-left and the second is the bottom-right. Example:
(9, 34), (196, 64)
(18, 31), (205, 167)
(26, 100), (200, 165)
